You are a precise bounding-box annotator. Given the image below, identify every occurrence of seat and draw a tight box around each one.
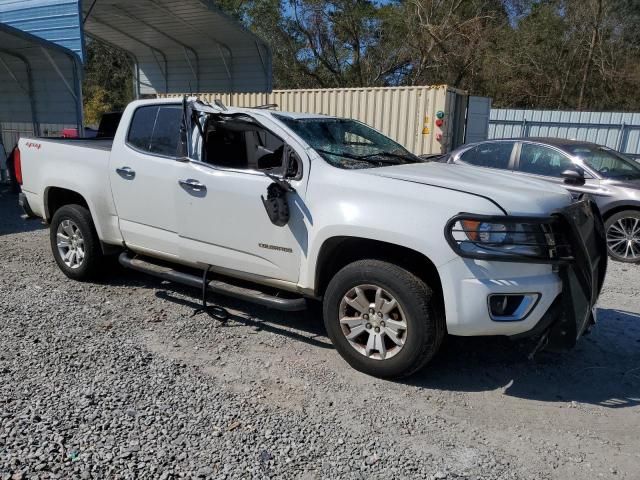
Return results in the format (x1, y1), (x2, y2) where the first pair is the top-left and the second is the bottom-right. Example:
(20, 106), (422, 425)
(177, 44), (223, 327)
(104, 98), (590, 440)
(257, 145), (284, 170)
(205, 128), (248, 169)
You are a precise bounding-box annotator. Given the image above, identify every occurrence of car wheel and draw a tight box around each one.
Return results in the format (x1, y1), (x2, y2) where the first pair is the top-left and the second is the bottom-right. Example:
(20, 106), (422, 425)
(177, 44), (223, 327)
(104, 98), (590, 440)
(604, 210), (640, 263)
(50, 204), (103, 280)
(323, 259), (445, 379)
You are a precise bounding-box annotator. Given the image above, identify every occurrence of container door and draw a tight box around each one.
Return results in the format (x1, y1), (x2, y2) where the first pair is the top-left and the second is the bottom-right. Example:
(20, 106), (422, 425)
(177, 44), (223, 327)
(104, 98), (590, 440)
(465, 96), (492, 144)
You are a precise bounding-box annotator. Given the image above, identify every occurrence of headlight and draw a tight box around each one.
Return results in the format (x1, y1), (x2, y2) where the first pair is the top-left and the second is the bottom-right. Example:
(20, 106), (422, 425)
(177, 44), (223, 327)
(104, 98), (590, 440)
(466, 221), (508, 243)
(446, 215), (572, 263)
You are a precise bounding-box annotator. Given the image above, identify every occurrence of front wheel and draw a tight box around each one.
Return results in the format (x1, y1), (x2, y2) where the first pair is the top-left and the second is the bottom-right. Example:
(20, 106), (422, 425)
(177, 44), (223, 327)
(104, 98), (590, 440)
(323, 259), (445, 379)
(605, 210), (640, 263)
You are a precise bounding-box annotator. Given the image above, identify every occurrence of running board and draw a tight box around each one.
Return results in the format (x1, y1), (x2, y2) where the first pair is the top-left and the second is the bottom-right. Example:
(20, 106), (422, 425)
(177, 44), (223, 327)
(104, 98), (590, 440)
(118, 252), (307, 311)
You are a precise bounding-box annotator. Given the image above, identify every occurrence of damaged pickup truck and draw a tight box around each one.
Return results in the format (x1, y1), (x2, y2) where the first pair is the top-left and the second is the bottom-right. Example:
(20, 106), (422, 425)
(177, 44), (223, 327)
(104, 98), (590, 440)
(16, 97), (607, 378)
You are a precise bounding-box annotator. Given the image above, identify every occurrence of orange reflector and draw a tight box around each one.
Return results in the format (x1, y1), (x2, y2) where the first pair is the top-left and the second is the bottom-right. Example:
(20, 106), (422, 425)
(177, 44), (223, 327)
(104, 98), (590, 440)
(461, 220), (480, 241)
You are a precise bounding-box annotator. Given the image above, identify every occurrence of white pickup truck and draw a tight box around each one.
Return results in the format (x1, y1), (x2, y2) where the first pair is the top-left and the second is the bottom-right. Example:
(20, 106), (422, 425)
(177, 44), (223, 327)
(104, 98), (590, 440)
(16, 97), (607, 378)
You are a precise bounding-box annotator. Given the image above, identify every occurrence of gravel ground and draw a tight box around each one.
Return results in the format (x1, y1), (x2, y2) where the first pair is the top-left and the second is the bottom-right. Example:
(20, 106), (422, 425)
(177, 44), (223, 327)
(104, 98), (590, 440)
(1, 187), (639, 480)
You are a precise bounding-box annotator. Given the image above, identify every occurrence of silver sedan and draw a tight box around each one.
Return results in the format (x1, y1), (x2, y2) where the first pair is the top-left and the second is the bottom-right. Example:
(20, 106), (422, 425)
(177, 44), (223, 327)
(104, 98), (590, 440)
(443, 138), (640, 263)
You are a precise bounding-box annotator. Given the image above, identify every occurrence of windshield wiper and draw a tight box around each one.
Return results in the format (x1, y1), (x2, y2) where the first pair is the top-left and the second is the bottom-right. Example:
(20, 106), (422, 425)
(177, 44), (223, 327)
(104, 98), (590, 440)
(360, 151), (420, 163)
(314, 148), (402, 165)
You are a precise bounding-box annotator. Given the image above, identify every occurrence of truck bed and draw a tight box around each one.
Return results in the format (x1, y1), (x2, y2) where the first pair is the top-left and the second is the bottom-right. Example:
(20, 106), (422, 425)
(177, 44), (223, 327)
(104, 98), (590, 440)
(18, 136), (116, 232)
(33, 137), (114, 152)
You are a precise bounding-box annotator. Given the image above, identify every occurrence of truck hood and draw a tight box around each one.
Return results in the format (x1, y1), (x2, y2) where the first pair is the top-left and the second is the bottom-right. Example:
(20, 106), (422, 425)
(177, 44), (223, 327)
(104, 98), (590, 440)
(362, 162), (572, 215)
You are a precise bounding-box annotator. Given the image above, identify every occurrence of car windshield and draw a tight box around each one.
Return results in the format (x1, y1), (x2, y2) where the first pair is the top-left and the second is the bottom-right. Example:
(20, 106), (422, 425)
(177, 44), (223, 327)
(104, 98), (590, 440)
(274, 115), (422, 169)
(567, 145), (640, 180)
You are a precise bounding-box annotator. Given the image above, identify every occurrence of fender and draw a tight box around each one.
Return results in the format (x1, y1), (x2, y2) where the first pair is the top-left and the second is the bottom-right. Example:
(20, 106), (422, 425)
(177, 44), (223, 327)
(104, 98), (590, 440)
(298, 160), (505, 292)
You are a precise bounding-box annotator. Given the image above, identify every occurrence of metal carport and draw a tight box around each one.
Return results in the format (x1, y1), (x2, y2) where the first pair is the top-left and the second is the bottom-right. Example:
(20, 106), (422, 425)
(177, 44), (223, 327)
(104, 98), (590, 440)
(0, 22), (82, 151)
(82, 0), (272, 96)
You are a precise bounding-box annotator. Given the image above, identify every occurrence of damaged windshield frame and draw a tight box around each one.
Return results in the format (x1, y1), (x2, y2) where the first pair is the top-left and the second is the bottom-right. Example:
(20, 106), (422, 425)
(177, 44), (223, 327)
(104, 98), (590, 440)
(274, 114), (423, 169)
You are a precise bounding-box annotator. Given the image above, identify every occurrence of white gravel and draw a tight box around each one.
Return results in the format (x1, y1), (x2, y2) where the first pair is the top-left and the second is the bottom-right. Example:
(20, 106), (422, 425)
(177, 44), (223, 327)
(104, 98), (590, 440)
(1, 187), (639, 479)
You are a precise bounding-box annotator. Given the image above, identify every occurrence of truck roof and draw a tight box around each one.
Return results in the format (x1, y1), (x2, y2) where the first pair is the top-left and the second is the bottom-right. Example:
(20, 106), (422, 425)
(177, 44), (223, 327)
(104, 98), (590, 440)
(134, 97), (335, 120)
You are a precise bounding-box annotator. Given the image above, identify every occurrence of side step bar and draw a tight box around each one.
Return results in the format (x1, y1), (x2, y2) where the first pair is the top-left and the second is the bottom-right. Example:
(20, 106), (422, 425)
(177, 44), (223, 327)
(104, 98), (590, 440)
(118, 252), (307, 312)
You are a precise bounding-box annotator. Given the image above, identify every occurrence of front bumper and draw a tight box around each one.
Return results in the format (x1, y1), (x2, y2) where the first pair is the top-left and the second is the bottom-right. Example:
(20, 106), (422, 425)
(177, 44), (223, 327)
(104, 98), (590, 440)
(440, 199), (607, 347)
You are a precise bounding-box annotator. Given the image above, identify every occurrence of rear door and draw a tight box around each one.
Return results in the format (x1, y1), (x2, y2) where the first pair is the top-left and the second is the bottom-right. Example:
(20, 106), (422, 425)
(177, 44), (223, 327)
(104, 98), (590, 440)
(513, 142), (602, 199)
(109, 103), (186, 258)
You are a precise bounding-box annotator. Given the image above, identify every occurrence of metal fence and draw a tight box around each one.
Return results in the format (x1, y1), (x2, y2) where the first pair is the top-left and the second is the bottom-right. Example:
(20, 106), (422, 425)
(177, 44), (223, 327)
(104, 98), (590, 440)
(489, 109), (640, 159)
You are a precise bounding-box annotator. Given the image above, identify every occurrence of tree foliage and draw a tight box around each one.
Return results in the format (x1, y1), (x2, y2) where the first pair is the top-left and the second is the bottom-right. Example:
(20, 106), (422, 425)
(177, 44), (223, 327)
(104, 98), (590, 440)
(83, 40), (133, 125)
(216, 0), (640, 110)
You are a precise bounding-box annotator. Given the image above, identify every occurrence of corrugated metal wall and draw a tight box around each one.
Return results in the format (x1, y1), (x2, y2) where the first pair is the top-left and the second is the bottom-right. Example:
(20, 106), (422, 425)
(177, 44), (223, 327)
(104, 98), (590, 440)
(489, 109), (640, 159)
(0, 23), (83, 166)
(0, 0), (84, 61)
(162, 85), (468, 155)
(83, 0), (272, 95)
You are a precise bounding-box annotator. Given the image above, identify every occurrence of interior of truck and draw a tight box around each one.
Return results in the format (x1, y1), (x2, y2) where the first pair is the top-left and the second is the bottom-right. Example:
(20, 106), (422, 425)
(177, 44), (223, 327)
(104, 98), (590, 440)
(201, 117), (285, 172)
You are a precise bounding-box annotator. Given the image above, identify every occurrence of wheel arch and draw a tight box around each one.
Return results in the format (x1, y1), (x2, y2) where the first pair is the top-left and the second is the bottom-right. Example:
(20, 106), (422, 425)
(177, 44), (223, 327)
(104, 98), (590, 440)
(313, 236), (444, 302)
(44, 186), (90, 222)
(44, 186), (117, 254)
(600, 203), (640, 222)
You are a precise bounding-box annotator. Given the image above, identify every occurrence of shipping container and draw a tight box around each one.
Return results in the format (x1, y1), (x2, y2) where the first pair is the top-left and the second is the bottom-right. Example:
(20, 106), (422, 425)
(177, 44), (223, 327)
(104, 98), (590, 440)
(161, 85), (490, 156)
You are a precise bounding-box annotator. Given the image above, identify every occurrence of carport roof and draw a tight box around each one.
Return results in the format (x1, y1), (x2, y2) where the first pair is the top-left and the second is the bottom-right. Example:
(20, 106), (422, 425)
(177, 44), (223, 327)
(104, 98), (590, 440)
(0, 22), (82, 141)
(83, 0), (272, 95)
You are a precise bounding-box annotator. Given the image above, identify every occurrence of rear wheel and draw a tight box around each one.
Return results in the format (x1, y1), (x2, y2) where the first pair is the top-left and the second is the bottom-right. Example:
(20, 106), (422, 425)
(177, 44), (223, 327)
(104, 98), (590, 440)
(50, 204), (103, 280)
(323, 259), (445, 378)
(605, 210), (640, 263)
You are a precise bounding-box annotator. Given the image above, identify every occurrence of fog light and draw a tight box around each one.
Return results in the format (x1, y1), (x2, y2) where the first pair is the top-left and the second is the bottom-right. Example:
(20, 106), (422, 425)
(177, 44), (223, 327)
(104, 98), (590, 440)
(488, 294), (539, 321)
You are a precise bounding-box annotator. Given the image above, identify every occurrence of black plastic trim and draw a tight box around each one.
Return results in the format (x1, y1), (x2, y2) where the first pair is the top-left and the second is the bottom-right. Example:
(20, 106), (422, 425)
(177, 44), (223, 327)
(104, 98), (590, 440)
(487, 292), (541, 322)
(18, 193), (36, 218)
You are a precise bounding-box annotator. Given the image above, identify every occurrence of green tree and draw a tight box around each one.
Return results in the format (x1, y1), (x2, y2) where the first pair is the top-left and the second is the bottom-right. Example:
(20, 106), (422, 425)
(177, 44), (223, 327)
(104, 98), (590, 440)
(83, 40), (133, 125)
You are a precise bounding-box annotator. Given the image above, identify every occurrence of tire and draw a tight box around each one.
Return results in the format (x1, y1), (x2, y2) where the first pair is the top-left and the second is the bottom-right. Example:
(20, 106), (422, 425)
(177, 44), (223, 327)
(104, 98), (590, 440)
(604, 210), (640, 263)
(323, 259), (445, 379)
(50, 204), (103, 280)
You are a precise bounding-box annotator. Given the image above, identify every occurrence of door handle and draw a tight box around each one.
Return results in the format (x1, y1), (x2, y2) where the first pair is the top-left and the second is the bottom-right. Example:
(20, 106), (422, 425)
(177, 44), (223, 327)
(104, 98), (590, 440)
(179, 179), (207, 192)
(116, 167), (136, 179)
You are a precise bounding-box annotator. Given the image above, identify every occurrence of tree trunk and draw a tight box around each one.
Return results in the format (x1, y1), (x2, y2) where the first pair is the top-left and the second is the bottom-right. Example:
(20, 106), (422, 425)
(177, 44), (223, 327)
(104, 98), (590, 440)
(577, 0), (603, 110)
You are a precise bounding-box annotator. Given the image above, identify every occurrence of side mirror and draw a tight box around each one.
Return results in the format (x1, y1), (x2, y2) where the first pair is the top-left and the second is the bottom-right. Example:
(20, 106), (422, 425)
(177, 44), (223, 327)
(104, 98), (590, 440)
(562, 169), (585, 186)
(261, 145), (298, 227)
(261, 183), (291, 227)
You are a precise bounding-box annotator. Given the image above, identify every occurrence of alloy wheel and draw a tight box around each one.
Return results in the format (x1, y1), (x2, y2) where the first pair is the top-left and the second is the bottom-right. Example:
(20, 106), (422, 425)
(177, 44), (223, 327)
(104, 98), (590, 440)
(338, 284), (408, 360)
(56, 219), (85, 269)
(606, 217), (640, 261)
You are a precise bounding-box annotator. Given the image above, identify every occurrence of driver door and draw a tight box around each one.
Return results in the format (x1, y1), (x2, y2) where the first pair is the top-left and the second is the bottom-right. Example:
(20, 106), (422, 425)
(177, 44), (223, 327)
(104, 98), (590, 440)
(176, 120), (308, 283)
